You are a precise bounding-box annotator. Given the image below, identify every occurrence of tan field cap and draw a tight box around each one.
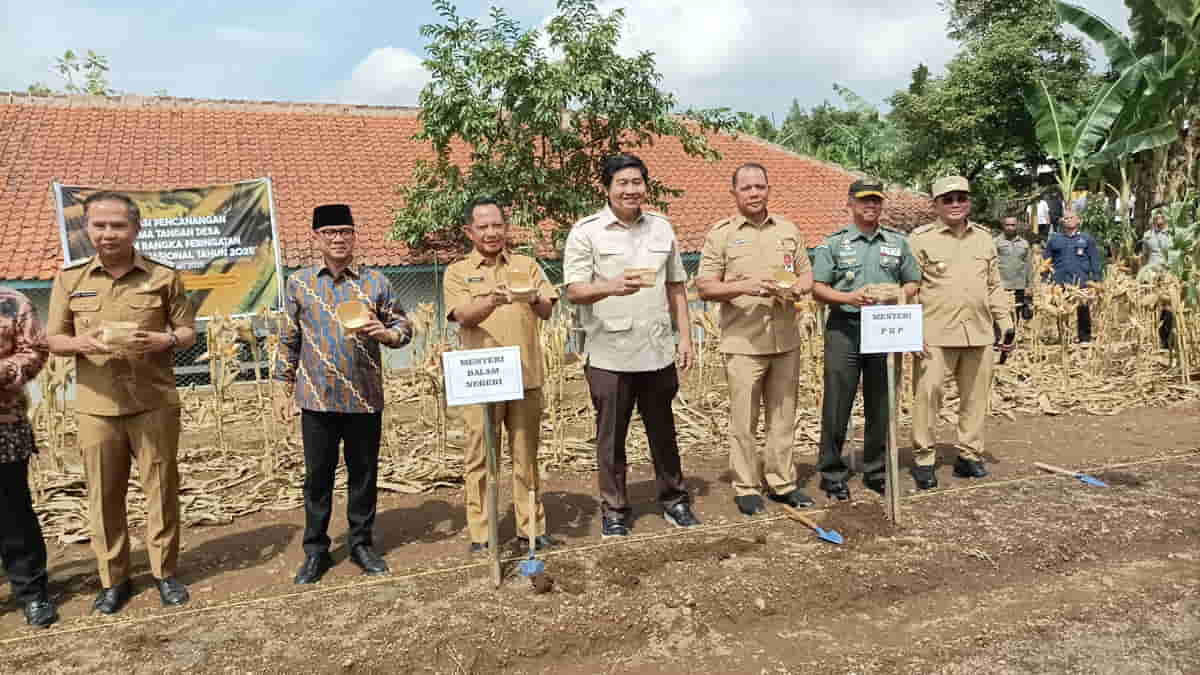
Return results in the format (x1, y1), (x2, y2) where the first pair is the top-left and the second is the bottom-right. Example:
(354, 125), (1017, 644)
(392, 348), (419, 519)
(932, 176), (971, 199)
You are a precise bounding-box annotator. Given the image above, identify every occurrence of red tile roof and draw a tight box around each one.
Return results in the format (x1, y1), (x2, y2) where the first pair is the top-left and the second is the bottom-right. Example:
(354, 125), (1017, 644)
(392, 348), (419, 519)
(0, 93), (933, 280)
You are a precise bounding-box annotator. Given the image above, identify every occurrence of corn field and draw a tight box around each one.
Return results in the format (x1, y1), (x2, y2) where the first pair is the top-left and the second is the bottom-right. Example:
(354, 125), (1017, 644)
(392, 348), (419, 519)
(24, 265), (1200, 545)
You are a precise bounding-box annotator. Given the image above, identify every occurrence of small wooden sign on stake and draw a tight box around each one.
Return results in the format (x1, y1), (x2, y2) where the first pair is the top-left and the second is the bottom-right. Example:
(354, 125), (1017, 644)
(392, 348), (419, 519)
(443, 346), (525, 587)
(861, 304), (924, 525)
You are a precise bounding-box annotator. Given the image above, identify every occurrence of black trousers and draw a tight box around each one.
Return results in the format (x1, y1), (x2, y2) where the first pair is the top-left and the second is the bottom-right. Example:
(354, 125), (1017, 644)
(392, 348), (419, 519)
(585, 364), (689, 518)
(1077, 304), (1093, 342)
(818, 314), (889, 482)
(0, 458), (49, 602)
(1160, 309), (1176, 349)
(300, 411), (382, 555)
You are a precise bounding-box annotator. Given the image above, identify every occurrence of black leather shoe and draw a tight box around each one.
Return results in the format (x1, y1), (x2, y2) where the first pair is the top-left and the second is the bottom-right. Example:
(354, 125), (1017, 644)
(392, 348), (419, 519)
(468, 541), (489, 555)
(953, 457), (989, 479)
(768, 489), (815, 508)
(294, 552), (334, 585)
(863, 476), (886, 496)
(93, 580), (132, 615)
(156, 577), (190, 607)
(601, 516), (630, 538)
(911, 465), (939, 490)
(664, 503), (701, 528)
(735, 495), (766, 516)
(23, 595), (58, 628)
(820, 478), (851, 501)
(533, 535), (560, 551)
(350, 545), (389, 576)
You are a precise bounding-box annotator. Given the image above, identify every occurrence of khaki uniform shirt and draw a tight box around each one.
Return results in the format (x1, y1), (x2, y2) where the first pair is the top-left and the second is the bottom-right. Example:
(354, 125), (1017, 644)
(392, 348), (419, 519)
(994, 235), (1034, 290)
(563, 206), (688, 372)
(909, 221), (1013, 347)
(443, 249), (558, 390)
(811, 224), (920, 314)
(697, 213), (810, 355)
(47, 254), (196, 416)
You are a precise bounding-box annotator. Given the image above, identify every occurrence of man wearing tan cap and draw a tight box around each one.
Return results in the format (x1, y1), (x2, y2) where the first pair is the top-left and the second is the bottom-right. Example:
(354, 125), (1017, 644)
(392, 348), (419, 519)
(908, 177), (1014, 489)
(696, 163), (815, 516)
(443, 197), (558, 554)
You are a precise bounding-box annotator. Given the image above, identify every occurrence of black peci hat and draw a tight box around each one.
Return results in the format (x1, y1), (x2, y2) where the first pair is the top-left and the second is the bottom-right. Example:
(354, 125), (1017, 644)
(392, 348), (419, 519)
(312, 204), (355, 231)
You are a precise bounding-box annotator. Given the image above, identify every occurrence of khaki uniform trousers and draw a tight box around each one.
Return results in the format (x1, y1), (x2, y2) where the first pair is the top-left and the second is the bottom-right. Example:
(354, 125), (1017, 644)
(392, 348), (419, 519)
(462, 388), (545, 543)
(78, 406), (181, 587)
(725, 349), (800, 496)
(911, 346), (991, 466)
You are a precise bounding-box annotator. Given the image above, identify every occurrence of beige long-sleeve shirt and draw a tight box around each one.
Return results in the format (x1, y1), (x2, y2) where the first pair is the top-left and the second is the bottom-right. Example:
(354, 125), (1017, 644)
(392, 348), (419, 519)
(910, 221), (1013, 347)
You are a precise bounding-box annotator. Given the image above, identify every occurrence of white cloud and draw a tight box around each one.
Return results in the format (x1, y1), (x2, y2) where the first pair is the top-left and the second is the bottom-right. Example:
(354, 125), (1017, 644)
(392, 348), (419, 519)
(333, 46), (430, 106)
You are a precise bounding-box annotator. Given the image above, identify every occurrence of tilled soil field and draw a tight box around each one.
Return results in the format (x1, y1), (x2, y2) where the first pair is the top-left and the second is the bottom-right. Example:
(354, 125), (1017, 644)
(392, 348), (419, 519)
(0, 404), (1197, 674)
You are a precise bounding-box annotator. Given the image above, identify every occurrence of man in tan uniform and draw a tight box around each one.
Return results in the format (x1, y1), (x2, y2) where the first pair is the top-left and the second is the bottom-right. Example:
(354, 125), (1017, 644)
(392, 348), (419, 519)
(444, 197), (558, 554)
(908, 177), (1013, 489)
(696, 163), (814, 515)
(46, 192), (197, 614)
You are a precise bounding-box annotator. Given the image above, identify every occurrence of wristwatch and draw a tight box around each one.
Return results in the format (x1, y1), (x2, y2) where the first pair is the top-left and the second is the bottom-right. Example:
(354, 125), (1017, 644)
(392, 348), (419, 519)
(168, 332), (179, 349)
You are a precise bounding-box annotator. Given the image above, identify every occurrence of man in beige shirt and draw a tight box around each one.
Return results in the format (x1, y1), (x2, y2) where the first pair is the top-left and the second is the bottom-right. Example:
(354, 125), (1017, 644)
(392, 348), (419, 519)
(696, 162), (814, 515)
(46, 191), (197, 614)
(909, 177), (1014, 489)
(444, 197), (558, 555)
(564, 154), (699, 538)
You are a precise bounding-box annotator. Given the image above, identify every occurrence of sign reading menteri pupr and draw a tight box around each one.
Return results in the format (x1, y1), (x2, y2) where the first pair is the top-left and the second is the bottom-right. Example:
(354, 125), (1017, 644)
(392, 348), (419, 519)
(861, 304), (924, 354)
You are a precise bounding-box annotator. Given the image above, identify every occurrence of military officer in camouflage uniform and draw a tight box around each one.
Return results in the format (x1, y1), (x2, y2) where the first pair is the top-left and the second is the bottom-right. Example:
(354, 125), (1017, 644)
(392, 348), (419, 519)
(812, 179), (920, 501)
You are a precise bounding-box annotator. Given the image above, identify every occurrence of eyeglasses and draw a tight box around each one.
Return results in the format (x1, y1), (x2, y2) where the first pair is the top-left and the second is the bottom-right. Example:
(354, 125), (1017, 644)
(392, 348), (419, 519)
(318, 228), (356, 240)
(938, 193), (970, 205)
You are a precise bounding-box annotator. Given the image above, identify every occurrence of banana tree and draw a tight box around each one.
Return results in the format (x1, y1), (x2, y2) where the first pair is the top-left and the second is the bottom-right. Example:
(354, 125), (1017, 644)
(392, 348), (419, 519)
(1024, 57), (1151, 203)
(1054, 0), (1199, 246)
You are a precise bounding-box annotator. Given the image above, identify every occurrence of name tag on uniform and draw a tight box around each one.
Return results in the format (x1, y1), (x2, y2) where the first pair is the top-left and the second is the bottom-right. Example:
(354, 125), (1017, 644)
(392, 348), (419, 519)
(70, 291), (98, 298)
(731, 239), (749, 246)
(467, 276), (484, 283)
(880, 245), (901, 257)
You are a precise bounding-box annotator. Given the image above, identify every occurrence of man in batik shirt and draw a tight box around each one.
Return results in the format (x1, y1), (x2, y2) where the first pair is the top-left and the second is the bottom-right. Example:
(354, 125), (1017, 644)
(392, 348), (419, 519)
(273, 204), (413, 584)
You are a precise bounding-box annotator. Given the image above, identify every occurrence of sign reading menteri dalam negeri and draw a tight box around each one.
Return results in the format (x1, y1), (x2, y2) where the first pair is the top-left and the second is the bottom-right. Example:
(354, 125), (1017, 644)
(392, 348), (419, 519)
(442, 346), (525, 407)
(860, 304), (924, 354)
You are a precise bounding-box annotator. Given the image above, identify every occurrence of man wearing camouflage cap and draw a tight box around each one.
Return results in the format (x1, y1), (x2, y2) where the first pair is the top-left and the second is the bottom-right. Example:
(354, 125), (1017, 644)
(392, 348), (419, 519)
(811, 179), (919, 501)
(908, 177), (1014, 489)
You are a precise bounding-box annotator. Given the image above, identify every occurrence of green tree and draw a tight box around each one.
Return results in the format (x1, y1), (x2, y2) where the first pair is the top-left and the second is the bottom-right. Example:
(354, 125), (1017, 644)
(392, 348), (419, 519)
(28, 49), (114, 96)
(392, 0), (734, 251)
(888, 0), (1094, 198)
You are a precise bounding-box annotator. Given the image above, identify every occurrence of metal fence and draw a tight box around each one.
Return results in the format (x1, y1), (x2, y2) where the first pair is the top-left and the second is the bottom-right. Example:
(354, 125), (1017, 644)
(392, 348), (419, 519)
(8, 253), (702, 389)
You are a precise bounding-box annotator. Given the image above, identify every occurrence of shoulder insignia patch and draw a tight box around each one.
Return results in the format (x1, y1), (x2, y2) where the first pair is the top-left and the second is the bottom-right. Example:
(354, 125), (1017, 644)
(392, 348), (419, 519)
(62, 256), (91, 270)
(142, 254), (177, 269)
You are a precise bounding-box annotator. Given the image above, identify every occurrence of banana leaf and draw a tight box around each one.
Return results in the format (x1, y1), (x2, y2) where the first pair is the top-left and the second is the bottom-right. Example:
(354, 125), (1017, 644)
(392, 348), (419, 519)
(1089, 122), (1179, 167)
(1056, 1), (1139, 71)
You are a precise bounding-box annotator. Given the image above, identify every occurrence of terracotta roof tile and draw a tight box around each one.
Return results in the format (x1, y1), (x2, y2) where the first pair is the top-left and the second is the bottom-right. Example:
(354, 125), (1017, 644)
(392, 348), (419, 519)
(0, 93), (932, 280)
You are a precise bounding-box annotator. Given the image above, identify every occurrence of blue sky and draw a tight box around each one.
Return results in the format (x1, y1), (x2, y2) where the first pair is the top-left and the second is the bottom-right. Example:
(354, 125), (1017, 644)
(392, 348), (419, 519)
(1, 0), (1132, 117)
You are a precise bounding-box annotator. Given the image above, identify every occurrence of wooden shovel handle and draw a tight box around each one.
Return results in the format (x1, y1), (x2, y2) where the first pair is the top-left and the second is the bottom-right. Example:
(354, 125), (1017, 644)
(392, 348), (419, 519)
(527, 489), (538, 550)
(1034, 462), (1078, 477)
(780, 504), (819, 531)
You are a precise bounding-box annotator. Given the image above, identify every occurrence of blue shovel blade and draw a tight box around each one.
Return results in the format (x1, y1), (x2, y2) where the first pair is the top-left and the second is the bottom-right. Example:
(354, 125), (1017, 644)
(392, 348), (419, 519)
(519, 558), (545, 577)
(815, 527), (845, 545)
(1076, 473), (1108, 487)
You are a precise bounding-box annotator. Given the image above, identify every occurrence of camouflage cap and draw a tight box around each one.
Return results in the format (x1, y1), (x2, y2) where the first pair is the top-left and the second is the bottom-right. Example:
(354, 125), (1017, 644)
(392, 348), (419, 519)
(931, 176), (970, 199)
